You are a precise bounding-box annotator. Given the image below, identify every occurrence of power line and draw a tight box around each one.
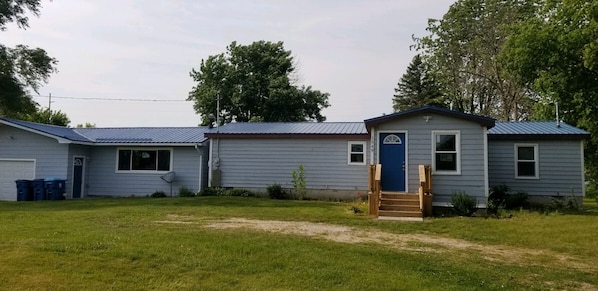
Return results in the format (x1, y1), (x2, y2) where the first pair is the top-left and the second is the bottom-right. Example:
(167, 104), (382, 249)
(33, 94), (191, 102)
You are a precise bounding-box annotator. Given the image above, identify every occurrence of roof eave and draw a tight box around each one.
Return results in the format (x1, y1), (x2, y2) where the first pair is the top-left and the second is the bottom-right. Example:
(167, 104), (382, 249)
(364, 106), (495, 131)
(205, 133), (369, 140)
(93, 141), (208, 146)
(488, 134), (591, 140)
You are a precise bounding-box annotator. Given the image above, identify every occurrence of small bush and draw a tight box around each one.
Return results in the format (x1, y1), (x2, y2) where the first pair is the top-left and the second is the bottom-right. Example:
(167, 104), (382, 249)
(267, 184), (289, 199)
(487, 184), (509, 216)
(225, 188), (258, 197)
(504, 192), (529, 209)
(178, 187), (196, 197)
(549, 194), (581, 211)
(198, 187), (224, 197)
(451, 192), (477, 217)
(149, 191), (167, 198)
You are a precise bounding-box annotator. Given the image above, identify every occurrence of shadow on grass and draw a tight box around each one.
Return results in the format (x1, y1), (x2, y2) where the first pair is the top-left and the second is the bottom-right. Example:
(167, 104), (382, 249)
(0, 196), (348, 213)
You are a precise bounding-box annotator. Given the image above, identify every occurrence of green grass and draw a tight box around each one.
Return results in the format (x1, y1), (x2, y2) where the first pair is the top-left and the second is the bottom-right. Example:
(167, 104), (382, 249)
(0, 197), (597, 290)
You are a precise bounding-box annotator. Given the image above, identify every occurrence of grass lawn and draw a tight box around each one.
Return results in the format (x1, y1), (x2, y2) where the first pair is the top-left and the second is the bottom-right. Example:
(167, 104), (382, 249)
(0, 197), (597, 290)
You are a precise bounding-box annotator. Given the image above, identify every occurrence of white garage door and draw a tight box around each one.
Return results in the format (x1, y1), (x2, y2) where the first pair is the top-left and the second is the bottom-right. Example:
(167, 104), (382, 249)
(0, 160), (35, 201)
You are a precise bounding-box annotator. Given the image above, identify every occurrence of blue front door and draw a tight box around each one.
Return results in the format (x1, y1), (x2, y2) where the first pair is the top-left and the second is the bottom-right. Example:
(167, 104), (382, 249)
(379, 133), (406, 191)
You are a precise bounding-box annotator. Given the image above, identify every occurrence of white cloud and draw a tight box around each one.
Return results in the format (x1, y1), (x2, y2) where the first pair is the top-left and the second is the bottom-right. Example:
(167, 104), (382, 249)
(3, 0), (453, 127)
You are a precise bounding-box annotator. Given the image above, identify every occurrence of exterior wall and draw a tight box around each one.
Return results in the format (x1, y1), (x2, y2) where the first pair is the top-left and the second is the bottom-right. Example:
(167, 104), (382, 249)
(211, 138), (369, 200)
(0, 124), (70, 179)
(374, 113), (488, 206)
(488, 139), (584, 202)
(87, 145), (205, 197)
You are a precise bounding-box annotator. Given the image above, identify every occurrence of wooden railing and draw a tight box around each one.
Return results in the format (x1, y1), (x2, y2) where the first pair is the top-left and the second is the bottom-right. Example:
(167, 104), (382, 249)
(368, 164), (382, 216)
(418, 165), (433, 216)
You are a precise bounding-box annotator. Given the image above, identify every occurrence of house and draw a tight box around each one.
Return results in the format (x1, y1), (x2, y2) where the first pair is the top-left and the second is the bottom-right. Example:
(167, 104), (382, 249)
(1, 106), (589, 218)
(206, 106), (589, 218)
(0, 118), (209, 201)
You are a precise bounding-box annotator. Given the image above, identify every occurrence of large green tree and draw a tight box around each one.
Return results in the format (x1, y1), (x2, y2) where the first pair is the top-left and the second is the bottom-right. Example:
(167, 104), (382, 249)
(0, 0), (58, 118)
(500, 0), (598, 193)
(414, 0), (539, 120)
(19, 107), (70, 126)
(188, 41), (330, 125)
(393, 54), (443, 112)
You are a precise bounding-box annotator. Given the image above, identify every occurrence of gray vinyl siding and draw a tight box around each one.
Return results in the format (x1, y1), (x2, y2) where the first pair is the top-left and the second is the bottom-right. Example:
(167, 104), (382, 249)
(0, 124), (69, 179)
(374, 113), (487, 205)
(488, 139), (584, 197)
(213, 138), (368, 191)
(87, 146), (205, 197)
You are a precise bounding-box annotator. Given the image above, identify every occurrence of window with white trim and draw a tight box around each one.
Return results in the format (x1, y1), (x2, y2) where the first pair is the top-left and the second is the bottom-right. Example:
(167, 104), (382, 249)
(515, 144), (538, 179)
(117, 148), (172, 172)
(432, 131), (460, 174)
(348, 141), (366, 165)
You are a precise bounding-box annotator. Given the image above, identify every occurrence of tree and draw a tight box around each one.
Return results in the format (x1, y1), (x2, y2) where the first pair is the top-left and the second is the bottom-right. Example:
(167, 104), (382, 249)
(500, 0), (598, 193)
(76, 122), (96, 128)
(19, 107), (70, 126)
(393, 54), (443, 111)
(0, 0), (58, 118)
(188, 41), (330, 125)
(413, 0), (539, 120)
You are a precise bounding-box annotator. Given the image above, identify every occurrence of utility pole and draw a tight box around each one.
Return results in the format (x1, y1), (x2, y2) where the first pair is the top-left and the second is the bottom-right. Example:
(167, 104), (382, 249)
(48, 93), (52, 111)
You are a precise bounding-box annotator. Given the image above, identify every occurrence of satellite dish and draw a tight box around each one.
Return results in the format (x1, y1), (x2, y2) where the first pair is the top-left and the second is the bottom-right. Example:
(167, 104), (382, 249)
(160, 171), (175, 183)
(160, 171), (176, 197)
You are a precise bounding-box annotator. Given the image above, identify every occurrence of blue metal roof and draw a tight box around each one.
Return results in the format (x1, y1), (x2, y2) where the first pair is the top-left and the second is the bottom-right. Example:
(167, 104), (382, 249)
(207, 122), (367, 135)
(76, 127), (209, 144)
(489, 121), (590, 139)
(0, 118), (209, 144)
(0, 118), (91, 142)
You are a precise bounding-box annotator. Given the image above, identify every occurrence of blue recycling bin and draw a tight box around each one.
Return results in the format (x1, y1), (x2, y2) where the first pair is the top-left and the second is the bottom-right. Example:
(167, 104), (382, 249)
(15, 180), (33, 201)
(44, 178), (66, 200)
(32, 179), (46, 200)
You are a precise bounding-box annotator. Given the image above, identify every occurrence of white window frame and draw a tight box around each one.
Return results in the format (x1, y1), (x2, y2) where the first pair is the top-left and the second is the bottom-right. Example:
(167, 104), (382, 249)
(347, 141), (367, 165)
(115, 148), (173, 174)
(514, 144), (539, 179)
(432, 131), (461, 175)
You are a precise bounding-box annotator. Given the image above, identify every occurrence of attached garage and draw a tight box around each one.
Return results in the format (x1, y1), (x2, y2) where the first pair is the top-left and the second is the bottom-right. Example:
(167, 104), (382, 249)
(0, 159), (35, 201)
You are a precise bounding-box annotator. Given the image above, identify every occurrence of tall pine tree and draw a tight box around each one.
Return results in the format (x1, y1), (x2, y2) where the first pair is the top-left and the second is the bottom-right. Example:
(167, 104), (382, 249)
(393, 54), (442, 112)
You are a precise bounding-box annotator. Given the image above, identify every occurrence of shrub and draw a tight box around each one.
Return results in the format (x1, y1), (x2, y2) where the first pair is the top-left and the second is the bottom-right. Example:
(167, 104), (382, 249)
(267, 183), (289, 199)
(487, 184), (509, 216)
(225, 188), (258, 197)
(198, 187), (224, 197)
(149, 191), (167, 198)
(178, 187), (196, 197)
(549, 194), (581, 211)
(451, 192), (477, 217)
(504, 192), (529, 209)
(292, 164), (307, 200)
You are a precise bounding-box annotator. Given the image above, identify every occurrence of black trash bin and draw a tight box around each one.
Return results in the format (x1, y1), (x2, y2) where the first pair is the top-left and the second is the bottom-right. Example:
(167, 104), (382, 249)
(32, 179), (46, 201)
(45, 178), (66, 200)
(15, 180), (33, 201)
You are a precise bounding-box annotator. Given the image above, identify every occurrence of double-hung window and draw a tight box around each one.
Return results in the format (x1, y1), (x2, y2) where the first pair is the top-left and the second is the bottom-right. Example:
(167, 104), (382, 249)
(117, 148), (172, 172)
(515, 144), (538, 179)
(432, 131), (460, 174)
(348, 141), (366, 165)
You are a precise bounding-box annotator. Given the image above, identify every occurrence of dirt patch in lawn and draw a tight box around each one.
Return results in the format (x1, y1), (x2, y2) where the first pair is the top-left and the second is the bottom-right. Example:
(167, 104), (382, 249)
(204, 218), (596, 272)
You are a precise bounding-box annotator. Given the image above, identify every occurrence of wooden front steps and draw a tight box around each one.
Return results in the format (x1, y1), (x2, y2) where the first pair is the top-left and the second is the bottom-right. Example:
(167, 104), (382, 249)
(378, 192), (423, 221)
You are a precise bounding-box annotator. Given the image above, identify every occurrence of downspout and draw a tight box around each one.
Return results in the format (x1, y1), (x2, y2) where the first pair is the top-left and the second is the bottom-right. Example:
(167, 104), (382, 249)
(194, 144), (203, 191)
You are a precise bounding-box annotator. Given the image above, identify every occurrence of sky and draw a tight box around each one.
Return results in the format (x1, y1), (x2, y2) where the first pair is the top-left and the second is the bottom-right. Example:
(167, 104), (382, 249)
(4, 0), (454, 127)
